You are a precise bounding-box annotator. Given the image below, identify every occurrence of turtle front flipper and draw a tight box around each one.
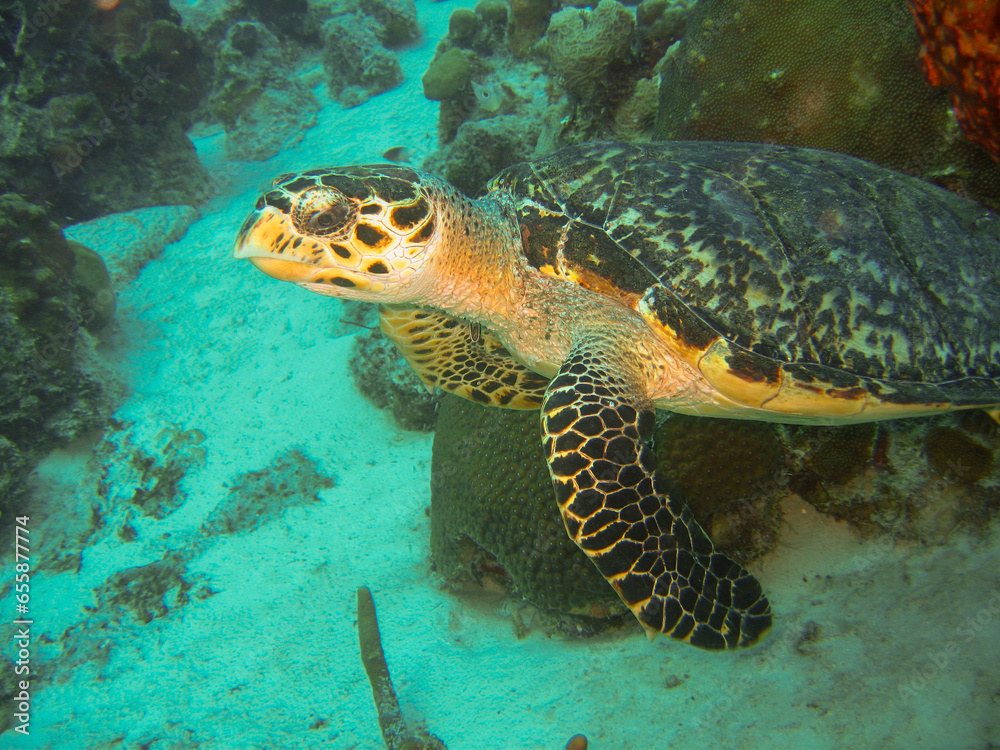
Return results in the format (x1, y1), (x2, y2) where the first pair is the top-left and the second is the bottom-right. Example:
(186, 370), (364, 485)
(541, 344), (773, 649)
(380, 304), (551, 409)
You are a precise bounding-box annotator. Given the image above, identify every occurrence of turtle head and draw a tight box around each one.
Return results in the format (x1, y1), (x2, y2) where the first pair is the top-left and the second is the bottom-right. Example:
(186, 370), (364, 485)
(234, 166), (438, 302)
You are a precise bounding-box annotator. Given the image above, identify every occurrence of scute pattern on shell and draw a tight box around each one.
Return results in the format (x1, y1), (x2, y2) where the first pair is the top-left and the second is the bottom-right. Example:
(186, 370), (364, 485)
(489, 141), (1000, 405)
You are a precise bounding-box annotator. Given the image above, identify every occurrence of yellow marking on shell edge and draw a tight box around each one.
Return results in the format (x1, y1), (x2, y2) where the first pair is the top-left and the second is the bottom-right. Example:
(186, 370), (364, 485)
(696, 339), (785, 411)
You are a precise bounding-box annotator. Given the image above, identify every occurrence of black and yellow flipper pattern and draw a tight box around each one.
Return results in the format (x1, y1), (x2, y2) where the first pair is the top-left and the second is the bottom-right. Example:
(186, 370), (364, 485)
(379, 305), (550, 409)
(541, 342), (773, 649)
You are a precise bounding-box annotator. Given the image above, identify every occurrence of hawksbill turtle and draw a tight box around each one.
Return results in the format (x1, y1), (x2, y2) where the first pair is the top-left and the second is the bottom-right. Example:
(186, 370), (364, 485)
(234, 141), (1000, 650)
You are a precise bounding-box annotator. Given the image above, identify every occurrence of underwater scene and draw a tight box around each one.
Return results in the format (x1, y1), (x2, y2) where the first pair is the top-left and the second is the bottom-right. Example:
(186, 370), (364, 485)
(2, 0), (1000, 747)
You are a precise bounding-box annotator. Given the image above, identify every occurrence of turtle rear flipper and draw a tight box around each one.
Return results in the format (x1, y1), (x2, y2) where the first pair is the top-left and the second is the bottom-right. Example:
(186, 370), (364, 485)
(541, 342), (773, 649)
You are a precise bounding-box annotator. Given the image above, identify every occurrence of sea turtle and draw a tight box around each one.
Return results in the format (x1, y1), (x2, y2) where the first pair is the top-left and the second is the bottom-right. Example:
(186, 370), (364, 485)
(233, 141), (1000, 650)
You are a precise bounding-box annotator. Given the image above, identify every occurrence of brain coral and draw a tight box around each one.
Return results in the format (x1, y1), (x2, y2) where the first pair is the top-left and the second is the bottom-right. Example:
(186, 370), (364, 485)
(430, 394), (623, 621)
(430, 395), (784, 621)
(543, 0), (635, 104)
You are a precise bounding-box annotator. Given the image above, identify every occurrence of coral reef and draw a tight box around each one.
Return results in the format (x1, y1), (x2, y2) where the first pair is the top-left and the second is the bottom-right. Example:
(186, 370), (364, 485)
(542, 0), (635, 105)
(925, 426), (995, 484)
(0, 195), (119, 522)
(786, 412), (1000, 541)
(64, 204), (201, 290)
(207, 21), (319, 160)
(797, 423), (879, 486)
(654, 0), (1000, 210)
(420, 0), (554, 185)
(910, 0), (1000, 163)
(320, 0), (419, 107)
(0, 0), (211, 222)
(350, 328), (443, 431)
(432, 391), (1000, 622)
(431, 394), (624, 627)
(508, 0), (556, 57)
(203, 448), (335, 535)
(653, 414), (786, 563)
(422, 115), (543, 196)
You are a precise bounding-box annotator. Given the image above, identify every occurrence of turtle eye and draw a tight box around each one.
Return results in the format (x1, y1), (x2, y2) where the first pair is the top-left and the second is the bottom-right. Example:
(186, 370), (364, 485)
(292, 186), (356, 237)
(308, 203), (350, 232)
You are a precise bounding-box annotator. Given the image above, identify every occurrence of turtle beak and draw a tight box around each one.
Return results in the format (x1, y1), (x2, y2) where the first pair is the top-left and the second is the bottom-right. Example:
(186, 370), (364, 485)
(233, 208), (325, 283)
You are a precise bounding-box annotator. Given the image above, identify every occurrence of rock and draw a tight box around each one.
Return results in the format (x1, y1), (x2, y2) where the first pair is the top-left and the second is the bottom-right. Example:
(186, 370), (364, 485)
(64, 205), (201, 290)
(208, 21), (319, 160)
(0, 0), (212, 222)
(322, 15), (404, 107)
(0, 195), (121, 509)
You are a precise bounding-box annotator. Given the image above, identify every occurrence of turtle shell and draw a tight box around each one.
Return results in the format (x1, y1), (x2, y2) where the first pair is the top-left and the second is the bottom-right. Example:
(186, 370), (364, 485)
(488, 141), (1000, 418)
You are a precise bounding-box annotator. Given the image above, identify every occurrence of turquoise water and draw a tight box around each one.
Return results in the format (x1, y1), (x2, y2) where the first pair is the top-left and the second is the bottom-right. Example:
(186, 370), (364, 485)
(2, 1), (999, 748)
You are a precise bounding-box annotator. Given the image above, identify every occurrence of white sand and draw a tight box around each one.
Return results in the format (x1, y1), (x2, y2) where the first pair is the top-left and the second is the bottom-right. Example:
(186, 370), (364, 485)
(7, 2), (1000, 748)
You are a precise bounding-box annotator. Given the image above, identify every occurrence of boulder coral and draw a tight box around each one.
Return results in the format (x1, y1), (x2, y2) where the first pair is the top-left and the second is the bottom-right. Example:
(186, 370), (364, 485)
(655, 0), (1000, 210)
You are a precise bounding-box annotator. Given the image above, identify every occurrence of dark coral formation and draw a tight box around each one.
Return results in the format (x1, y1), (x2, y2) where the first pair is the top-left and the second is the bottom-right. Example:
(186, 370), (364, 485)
(431, 394), (625, 625)
(910, 0), (1000, 163)
(654, 0), (1000, 210)
(0, 0), (211, 222)
(787, 413), (999, 540)
(925, 426), (995, 484)
(430, 396), (786, 627)
(654, 414), (786, 563)
(0, 195), (118, 522)
(508, 0), (555, 58)
(432, 392), (1000, 621)
(798, 423), (879, 487)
